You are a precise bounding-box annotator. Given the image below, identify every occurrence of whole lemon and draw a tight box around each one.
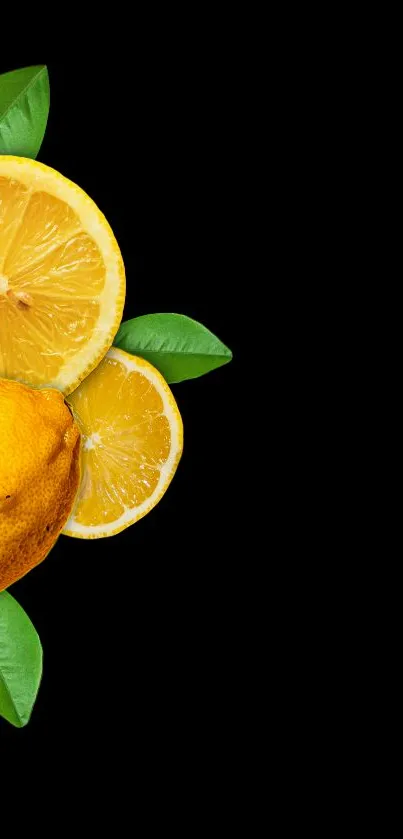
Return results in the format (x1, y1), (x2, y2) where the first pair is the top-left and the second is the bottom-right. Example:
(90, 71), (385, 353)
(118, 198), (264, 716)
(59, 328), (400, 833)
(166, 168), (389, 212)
(0, 379), (80, 591)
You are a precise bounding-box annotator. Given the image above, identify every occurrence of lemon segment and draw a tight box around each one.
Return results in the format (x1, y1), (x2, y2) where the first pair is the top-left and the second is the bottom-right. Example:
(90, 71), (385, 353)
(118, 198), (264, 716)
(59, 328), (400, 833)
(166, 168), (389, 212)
(0, 156), (125, 394)
(63, 348), (183, 538)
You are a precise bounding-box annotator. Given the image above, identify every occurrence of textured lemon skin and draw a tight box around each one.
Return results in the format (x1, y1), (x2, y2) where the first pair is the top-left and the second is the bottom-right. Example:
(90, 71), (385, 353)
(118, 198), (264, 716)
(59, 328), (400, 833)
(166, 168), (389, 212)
(0, 379), (80, 591)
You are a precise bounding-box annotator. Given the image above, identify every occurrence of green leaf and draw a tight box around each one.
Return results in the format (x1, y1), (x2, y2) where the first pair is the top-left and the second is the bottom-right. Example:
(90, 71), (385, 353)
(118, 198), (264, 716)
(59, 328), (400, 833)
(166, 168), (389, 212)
(114, 313), (233, 383)
(0, 591), (42, 728)
(0, 65), (50, 159)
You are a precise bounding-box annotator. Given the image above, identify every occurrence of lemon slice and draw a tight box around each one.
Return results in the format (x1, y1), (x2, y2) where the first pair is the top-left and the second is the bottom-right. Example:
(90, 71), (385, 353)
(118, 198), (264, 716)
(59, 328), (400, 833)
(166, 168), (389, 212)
(0, 156), (125, 394)
(63, 348), (183, 538)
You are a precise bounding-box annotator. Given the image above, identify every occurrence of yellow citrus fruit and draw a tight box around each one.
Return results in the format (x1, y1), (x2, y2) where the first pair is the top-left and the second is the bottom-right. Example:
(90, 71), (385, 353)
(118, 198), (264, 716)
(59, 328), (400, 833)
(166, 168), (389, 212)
(63, 348), (183, 538)
(0, 378), (80, 591)
(0, 156), (125, 395)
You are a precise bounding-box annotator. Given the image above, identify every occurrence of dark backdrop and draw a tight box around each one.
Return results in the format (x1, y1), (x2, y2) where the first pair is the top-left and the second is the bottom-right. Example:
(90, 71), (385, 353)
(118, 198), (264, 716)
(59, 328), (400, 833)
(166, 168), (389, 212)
(0, 58), (239, 757)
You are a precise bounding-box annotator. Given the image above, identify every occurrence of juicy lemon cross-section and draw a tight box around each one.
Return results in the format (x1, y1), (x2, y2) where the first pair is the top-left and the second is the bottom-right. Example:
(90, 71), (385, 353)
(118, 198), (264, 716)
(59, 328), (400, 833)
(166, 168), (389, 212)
(63, 348), (184, 538)
(0, 156), (125, 394)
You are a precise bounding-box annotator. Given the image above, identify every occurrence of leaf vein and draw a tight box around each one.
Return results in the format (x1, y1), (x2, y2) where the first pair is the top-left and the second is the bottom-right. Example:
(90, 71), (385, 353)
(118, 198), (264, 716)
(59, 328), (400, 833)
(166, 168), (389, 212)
(0, 66), (47, 123)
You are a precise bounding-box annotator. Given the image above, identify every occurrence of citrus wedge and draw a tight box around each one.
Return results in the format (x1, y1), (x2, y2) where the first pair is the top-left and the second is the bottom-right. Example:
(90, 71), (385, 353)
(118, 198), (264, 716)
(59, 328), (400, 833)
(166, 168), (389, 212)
(63, 348), (183, 538)
(0, 156), (125, 394)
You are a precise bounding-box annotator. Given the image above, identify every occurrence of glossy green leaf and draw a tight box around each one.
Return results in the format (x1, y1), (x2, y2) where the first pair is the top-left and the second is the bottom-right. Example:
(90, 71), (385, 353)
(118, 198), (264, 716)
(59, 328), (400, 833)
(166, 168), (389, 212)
(0, 65), (50, 158)
(0, 591), (42, 728)
(114, 313), (233, 383)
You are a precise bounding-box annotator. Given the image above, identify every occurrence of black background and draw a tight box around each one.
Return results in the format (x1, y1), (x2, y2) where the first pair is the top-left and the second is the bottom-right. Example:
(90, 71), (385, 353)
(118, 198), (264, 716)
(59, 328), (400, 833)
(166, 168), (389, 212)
(0, 58), (239, 758)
